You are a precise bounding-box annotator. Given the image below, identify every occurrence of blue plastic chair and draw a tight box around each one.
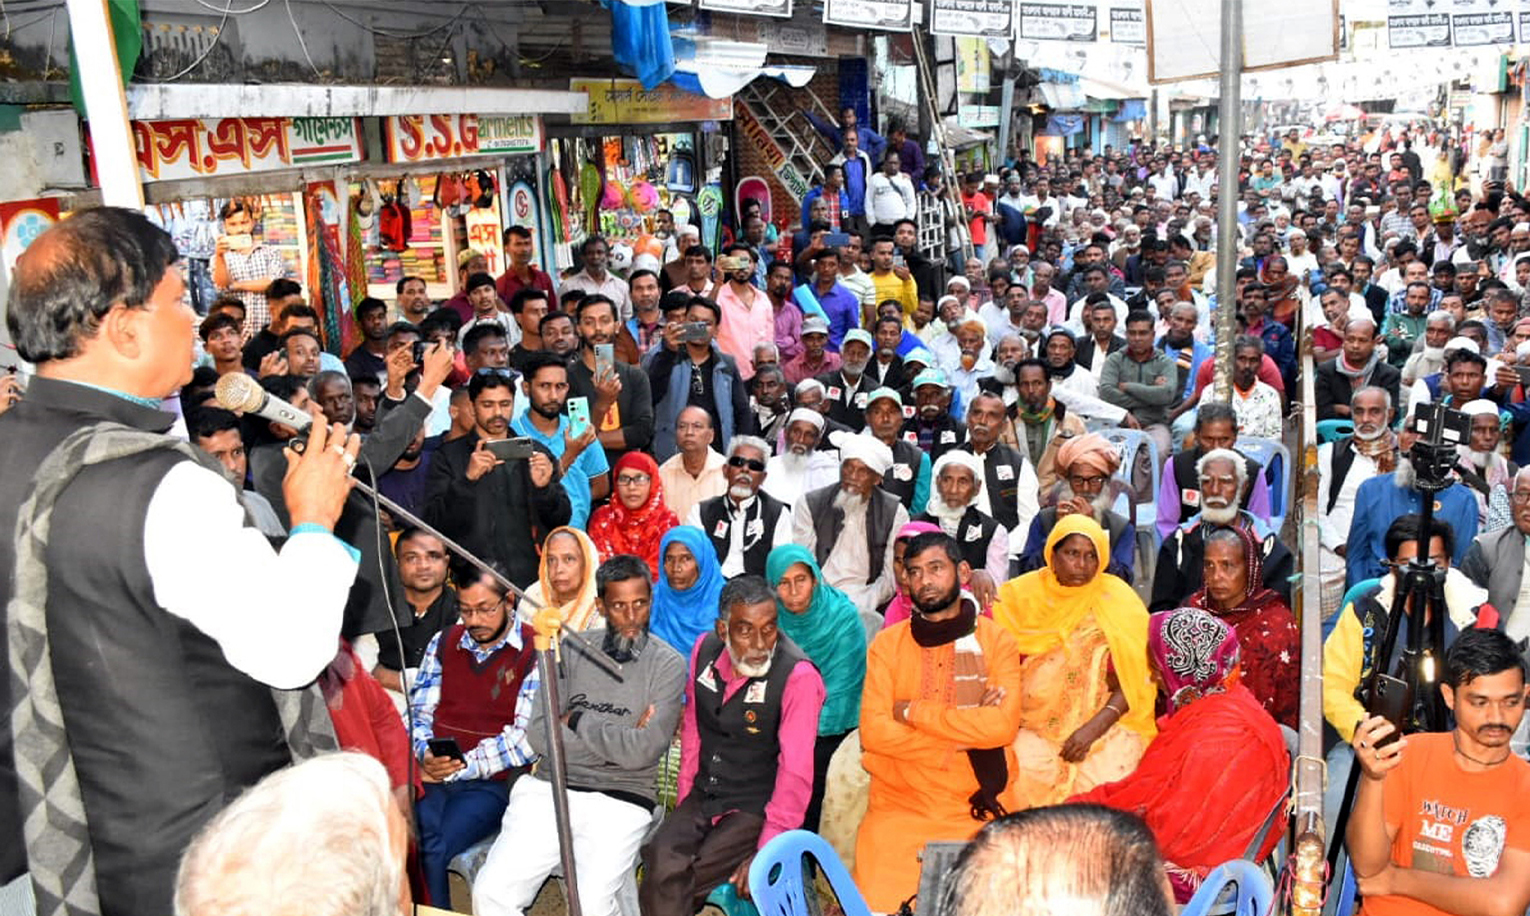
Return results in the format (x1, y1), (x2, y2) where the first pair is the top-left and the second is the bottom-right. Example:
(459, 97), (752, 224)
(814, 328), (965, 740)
(1327, 576), (1380, 642)
(1335, 857), (1358, 916)
(1180, 858), (1275, 916)
(1237, 436), (1291, 532)
(1317, 419), (1354, 444)
(1097, 427), (1161, 537)
(748, 830), (873, 916)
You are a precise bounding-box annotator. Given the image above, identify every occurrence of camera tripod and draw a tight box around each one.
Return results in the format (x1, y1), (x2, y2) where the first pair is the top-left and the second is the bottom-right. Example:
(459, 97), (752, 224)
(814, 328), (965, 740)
(1323, 437), (1455, 887)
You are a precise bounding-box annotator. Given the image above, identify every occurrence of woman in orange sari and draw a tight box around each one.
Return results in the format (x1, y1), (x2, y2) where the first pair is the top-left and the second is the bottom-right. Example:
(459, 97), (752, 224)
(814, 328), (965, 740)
(991, 513), (1156, 807)
(1071, 607), (1289, 902)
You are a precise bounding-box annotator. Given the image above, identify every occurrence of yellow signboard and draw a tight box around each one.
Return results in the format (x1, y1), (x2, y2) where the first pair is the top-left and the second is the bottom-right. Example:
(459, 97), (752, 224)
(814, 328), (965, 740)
(569, 79), (734, 125)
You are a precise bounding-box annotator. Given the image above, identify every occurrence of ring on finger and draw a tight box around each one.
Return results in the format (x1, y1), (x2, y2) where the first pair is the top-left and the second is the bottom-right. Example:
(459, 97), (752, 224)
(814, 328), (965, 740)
(330, 444), (346, 457)
(342, 453), (356, 471)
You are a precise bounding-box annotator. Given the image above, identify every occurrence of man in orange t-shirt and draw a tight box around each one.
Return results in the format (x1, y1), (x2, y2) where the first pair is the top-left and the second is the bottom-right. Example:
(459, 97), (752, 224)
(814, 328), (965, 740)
(1347, 627), (1530, 916)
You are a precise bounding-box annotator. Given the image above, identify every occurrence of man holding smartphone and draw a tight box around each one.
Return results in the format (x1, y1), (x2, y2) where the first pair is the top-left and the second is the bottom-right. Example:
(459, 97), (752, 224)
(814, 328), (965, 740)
(1346, 627), (1530, 916)
(511, 352), (609, 529)
(569, 294), (655, 468)
(410, 564), (541, 908)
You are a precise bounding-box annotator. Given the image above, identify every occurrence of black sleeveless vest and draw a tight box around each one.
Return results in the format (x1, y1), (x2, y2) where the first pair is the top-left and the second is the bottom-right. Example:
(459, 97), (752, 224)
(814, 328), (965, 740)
(974, 442), (1026, 532)
(881, 439), (926, 511)
(691, 633), (807, 818)
(915, 507), (1001, 573)
(698, 492), (787, 577)
(1170, 448), (1261, 524)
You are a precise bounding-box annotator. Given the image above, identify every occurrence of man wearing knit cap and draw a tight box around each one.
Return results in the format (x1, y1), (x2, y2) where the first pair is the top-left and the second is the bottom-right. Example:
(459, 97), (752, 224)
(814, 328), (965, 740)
(816, 329), (879, 432)
(791, 432), (911, 611)
(864, 386), (931, 513)
(1017, 432), (1137, 582)
(900, 368), (969, 462)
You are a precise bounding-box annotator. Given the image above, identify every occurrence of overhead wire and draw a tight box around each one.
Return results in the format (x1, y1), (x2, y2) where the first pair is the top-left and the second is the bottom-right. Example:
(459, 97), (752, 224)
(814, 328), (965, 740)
(319, 0), (470, 40)
(284, 0), (322, 78)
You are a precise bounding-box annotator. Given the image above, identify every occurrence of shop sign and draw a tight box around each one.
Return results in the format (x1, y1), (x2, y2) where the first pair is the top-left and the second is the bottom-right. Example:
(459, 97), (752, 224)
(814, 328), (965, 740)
(1, 198), (61, 276)
(701, 0), (792, 17)
(1018, 2), (1098, 41)
(749, 16), (829, 54)
(733, 102), (811, 200)
(932, 0), (1017, 38)
(569, 79), (733, 125)
(383, 114), (545, 163)
(465, 206), (506, 276)
(128, 116), (362, 182)
(1387, 0), (1508, 47)
(823, 0), (913, 30)
(958, 105), (1001, 127)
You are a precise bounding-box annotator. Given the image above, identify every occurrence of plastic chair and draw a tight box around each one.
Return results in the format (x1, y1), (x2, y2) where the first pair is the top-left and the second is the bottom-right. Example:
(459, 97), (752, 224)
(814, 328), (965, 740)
(1335, 857), (1358, 916)
(1317, 419), (1354, 444)
(1237, 436), (1291, 532)
(1097, 427), (1161, 537)
(1180, 858), (1275, 916)
(748, 829), (873, 916)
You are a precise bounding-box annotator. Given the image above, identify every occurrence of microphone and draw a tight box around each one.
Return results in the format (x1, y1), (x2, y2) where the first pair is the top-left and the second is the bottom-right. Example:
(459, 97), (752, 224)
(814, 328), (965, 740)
(214, 372), (314, 432)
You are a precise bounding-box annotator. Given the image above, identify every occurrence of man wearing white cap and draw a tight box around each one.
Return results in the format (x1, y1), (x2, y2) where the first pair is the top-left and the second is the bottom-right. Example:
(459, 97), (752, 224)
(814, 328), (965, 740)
(1457, 398), (1517, 527)
(791, 432), (910, 612)
(661, 225), (703, 291)
(763, 407), (840, 507)
(817, 329), (878, 432)
(915, 450), (1009, 585)
(946, 274), (975, 314)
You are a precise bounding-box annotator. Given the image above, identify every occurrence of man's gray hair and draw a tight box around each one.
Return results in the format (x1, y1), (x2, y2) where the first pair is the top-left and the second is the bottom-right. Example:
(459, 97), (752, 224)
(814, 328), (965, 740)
(717, 574), (777, 622)
(175, 752), (402, 916)
(1196, 447), (1248, 491)
(753, 342), (780, 360)
(1425, 309), (1456, 330)
(1351, 385), (1394, 411)
(727, 434), (771, 458)
(308, 369), (351, 399)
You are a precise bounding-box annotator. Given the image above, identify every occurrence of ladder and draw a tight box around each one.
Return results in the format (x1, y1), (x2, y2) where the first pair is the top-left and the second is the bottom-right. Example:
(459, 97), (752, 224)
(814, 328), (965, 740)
(737, 79), (837, 191)
(910, 28), (975, 261)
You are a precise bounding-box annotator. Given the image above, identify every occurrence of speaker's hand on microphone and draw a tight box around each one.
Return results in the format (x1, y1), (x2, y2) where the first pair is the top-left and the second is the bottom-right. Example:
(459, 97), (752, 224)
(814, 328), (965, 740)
(283, 407), (361, 531)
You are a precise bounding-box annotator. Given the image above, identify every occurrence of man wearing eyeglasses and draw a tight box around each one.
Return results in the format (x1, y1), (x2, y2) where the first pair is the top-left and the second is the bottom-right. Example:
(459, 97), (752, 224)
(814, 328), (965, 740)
(410, 563), (541, 909)
(687, 435), (793, 578)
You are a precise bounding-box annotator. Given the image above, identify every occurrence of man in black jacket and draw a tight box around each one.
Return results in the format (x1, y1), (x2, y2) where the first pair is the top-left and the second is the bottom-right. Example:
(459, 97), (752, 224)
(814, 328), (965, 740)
(423, 371), (571, 587)
(1315, 315), (1401, 420)
(1073, 296), (1126, 377)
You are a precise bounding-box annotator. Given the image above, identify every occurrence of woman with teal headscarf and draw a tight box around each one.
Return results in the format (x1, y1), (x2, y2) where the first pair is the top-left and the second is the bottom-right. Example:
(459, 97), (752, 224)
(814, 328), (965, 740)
(766, 543), (868, 831)
(650, 526), (726, 655)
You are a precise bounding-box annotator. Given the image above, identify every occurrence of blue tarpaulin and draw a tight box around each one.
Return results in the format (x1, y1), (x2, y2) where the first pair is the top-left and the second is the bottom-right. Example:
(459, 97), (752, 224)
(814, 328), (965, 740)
(1113, 99), (1147, 122)
(1043, 114), (1085, 136)
(607, 0), (675, 89)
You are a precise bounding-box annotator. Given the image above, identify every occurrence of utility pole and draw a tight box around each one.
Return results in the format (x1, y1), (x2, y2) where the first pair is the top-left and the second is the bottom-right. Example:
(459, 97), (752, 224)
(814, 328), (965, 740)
(65, 0), (144, 209)
(1210, 0), (1243, 401)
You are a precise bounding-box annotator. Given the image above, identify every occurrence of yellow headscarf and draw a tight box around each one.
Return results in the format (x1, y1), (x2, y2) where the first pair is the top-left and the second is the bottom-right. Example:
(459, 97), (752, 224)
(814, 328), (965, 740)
(991, 514), (1156, 738)
(528, 527), (603, 632)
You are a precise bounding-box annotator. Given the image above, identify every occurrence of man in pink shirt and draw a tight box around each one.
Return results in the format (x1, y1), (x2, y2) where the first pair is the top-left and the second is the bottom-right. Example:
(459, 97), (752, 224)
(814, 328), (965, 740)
(714, 243), (775, 379)
(638, 576), (825, 916)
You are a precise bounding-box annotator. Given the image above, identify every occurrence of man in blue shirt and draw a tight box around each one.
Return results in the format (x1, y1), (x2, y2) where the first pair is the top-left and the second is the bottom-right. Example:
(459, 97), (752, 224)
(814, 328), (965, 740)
(510, 352), (609, 528)
(804, 106), (886, 164)
(795, 247), (862, 352)
(832, 133), (875, 234)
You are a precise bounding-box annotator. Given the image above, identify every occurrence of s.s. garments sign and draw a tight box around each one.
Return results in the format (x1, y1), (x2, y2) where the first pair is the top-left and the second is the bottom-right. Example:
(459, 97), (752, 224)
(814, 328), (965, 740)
(382, 114), (545, 163)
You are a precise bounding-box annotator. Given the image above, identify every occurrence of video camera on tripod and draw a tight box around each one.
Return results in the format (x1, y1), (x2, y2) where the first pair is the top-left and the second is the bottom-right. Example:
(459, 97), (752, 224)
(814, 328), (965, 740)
(1352, 400), (1468, 739)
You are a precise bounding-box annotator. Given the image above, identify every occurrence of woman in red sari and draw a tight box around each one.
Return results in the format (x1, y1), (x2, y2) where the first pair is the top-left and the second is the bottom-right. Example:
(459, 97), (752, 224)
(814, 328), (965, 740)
(1187, 524), (1299, 728)
(586, 451), (677, 578)
(1070, 607), (1289, 903)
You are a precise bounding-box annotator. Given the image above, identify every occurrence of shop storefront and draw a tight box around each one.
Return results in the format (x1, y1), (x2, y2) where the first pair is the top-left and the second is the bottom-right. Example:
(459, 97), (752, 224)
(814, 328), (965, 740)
(546, 79), (734, 267)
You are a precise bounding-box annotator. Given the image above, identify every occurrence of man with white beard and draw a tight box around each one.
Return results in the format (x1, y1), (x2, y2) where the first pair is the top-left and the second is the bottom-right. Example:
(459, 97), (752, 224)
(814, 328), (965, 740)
(1344, 419), (1480, 590)
(1454, 399), (1517, 527)
(1150, 448), (1294, 612)
(1317, 387), (1398, 621)
(762, 408), (840, 507)
(913, 451), (1008, 586)
(1400, 310), (1455, 412)
(790, 433), (911, 611)
(639, 576), (824, 916)
(687, 436), (794, 578)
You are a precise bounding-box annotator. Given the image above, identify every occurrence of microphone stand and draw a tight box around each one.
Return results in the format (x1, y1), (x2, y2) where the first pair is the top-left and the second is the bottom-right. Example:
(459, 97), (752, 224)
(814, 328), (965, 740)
(337, 453), (609, 916)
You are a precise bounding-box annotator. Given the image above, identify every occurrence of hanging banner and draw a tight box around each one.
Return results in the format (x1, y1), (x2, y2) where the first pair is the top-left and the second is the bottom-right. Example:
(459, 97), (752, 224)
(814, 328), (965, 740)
(1385, 0), (1508, 47)
(955, 37), (993, 91)
(125, 117), (362, 183)
(464, 200), (507, 277)
(1019, 2), (1099, 41)
(931, 0), (1017, 38)
(733, 101), (812, 200)
(1453, 10), (1514, 44)
(383, 114), (543, 163)
(958, 104), (1002, 126)
(824, 0), (914, 31)
(701, 0), (792, 17)
(1109, 6), (1145, 42)
(569, 79), (733, 124)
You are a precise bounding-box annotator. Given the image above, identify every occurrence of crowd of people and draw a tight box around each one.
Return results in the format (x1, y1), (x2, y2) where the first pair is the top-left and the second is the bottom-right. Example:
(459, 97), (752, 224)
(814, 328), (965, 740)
(6, 117), (1530, 916)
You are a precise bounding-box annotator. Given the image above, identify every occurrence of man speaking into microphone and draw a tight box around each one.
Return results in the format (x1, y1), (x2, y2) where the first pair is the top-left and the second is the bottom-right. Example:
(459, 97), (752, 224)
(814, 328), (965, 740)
(0, 207), (362, 916)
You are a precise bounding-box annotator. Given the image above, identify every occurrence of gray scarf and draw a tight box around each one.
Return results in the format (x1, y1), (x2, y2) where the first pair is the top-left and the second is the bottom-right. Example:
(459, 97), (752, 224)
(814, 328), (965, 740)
(8, 423), (337, 916)
(1334, 348), (1380, 381)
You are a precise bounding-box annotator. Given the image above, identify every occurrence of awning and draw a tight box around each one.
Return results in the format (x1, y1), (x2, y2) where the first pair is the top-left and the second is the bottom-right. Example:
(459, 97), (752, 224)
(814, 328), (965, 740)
(124, 83), (590, 119)
(1079, 76), (1141, 101)
(1042, 113), (1085, 136)
(669, 63), (816, 100)
(1037, 81), (1087, 110)
(940, 117), (993, 149)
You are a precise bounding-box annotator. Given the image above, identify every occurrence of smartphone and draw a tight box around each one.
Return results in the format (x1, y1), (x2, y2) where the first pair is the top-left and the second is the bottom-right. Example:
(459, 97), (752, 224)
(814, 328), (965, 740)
(412, 340), (428, 365)
(485, 437), (535, 461)
(567, 396), (591, 438)
(1516, 366), (1530, 388)
(892, 251), (906, 268)
(822, 232), (850, 247)
(683, 321), (710, 343)
(594, 343), (614, 380)
(225, 233), (254, 252)
(427, 737), (465, 762)
(1366, 673), (1412, 749)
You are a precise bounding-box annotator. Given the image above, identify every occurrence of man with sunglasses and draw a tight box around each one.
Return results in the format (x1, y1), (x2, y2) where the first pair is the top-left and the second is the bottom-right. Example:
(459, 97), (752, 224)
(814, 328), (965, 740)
(687, 435), (792, 577)
(410, 563), (541, 908)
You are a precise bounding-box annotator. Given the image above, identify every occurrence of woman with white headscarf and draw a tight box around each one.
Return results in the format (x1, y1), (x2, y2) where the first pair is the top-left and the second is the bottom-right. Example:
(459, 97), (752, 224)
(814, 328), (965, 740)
(914, 450), (1009, 584)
